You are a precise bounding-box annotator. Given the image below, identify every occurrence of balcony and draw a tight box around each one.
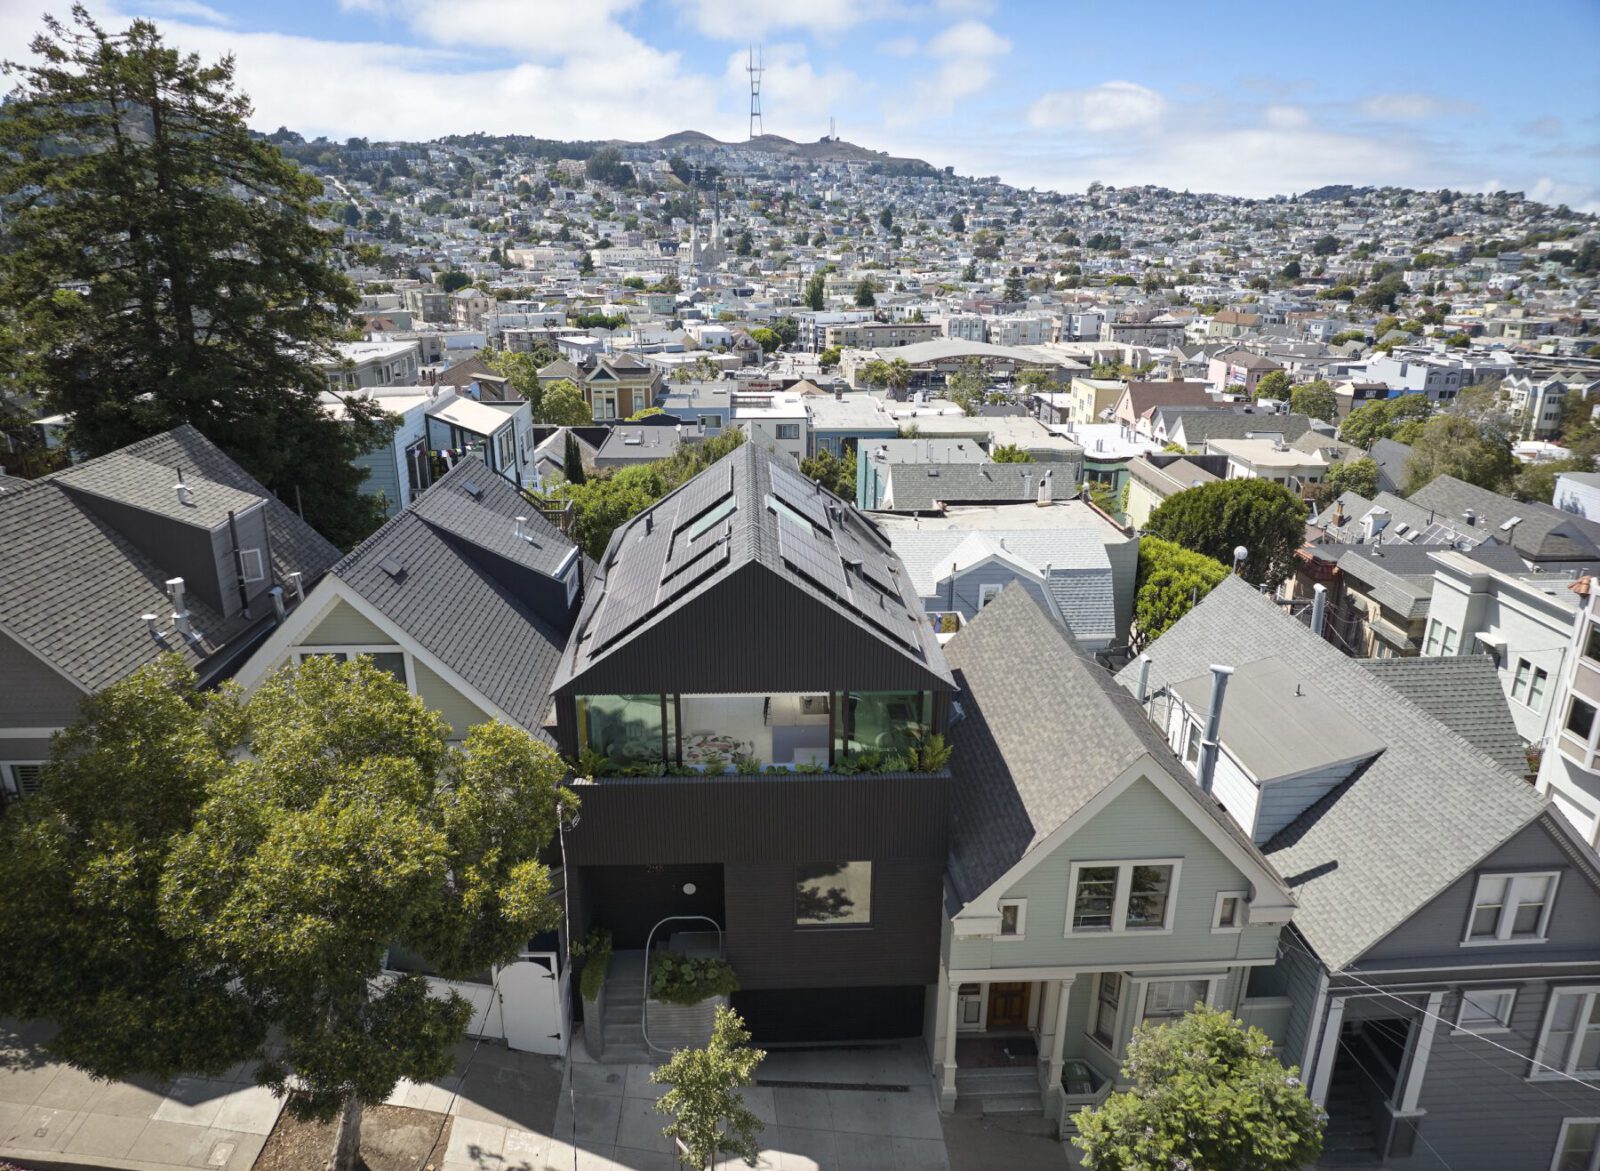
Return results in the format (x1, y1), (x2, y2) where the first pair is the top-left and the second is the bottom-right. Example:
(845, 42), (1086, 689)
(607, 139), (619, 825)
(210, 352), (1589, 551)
(574, 691), (943, 777)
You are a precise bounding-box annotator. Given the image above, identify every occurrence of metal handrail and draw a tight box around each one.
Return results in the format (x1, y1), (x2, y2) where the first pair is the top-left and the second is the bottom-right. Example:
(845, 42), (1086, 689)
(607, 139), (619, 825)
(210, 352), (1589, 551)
(641, 914), (724, 1055)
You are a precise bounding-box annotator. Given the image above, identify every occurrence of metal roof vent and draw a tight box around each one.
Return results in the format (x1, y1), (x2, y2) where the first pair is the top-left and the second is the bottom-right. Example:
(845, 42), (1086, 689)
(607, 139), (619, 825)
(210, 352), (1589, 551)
(462, 478), (484, 501)
(174, 481), (193, 507)
(379, 556), (406, 580)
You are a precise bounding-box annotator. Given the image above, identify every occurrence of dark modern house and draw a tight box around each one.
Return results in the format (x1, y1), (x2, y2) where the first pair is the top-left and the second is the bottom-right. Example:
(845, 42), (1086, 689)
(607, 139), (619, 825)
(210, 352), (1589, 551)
(549, 440), (955, 1046)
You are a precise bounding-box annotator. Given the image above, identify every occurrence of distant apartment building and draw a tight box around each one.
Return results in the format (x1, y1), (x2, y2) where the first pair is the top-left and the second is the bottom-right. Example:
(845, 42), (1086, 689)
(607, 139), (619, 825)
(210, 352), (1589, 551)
(986, 315), (1052, 347)
(942, 314), (986, 343)
(403, 286), (450, 323)
(319, 340), (422, 391)
(823, 321), (944, 350)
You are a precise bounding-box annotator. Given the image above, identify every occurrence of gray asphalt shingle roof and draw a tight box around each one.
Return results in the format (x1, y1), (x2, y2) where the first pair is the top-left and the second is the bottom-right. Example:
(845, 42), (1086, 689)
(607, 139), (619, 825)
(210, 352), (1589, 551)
(944, 585), (1273, 906)
(1117, 576), (1550, 970)
(1408, 475), (1600, 563)
(880, 462), (1080, 512)
(0, 426), (340, 694)
(1359, 655), (1529, 776)
(329, 458), (577, 739)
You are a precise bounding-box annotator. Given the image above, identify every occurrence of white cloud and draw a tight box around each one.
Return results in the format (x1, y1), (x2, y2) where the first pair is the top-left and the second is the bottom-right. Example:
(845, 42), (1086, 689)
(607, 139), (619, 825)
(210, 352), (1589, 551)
(1360, 93), (1470, 121)
(1263, 104), (1308, 130)
(881, 35), (920, 57)
(890, 20), (1009, 127)
(1027, 81), (1165, 134)
(675, 0), (898, 40)
(131, 0), (232, 24)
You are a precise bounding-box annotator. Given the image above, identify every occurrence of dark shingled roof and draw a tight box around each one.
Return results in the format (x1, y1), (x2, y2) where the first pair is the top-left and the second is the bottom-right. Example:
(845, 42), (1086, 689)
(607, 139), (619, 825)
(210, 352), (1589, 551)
(1117, 576), (1553, 969)
(1408, 475), (1600, 564)
(556, 441), (950, 691)
(328, 458), (578, 739)
(1360, 655), (1529, 776)
(943, 584), (1274, 906)
(0, 426), (340, 693)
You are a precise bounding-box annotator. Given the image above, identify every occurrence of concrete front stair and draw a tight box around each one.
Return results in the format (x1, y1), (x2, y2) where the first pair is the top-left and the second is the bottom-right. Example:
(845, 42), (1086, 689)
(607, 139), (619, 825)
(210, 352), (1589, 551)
(951, 1066), (1043, 1115)
(599, 949), (655, 1064)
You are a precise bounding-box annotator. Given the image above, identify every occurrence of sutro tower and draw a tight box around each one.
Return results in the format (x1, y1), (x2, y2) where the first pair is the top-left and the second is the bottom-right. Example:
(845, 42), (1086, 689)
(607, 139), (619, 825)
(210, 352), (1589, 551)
(746, 44), (764, 140)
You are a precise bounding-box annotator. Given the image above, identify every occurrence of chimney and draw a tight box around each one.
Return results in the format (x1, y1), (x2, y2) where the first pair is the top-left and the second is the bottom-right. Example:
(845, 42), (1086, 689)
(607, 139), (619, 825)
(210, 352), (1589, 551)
(514, 515), (527, 541)
(1464, 508), (1476, 527)
(1195, 664), (1234, 795)
(167, 577), (197, 641)
(1037, 468), (1051, 506)
(1133, 654), (1152, 704)
(1311, 583), (1327, 637)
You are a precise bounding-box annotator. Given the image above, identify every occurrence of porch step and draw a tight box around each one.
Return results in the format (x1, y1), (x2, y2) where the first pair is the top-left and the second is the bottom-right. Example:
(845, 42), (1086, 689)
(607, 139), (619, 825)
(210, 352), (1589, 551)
(956, 1070), (1037, 1096)
(952, 1091), (1041, 1115)
(607, 1003), (643, 1025)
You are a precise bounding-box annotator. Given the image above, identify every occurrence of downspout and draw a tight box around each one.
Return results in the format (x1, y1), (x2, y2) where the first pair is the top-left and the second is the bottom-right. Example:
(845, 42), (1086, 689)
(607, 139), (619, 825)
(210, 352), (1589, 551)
(1196, 664), (1234, 795)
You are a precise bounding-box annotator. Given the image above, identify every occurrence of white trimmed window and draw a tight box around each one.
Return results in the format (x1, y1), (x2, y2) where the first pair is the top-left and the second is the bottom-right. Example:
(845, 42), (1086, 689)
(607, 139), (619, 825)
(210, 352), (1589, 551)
(293, 646), (413, 690)
(1213, 890), (1248, 933)
(978, 583), (1003, 609)
(1455, 988), (1516, 1033)
(1090, 972), (1122, 1048)
(1141, 978), (1213, 1024)
(1463, 871), (1558, 944)
(1067, 860), (1182, 935)
(1553, 1118), (1600, 1171)
(1535, 989), (1600, 1081)
(997, 899), (1026, 940)
(1512, 658), (1550, 711)
(238, 548), (265, 584)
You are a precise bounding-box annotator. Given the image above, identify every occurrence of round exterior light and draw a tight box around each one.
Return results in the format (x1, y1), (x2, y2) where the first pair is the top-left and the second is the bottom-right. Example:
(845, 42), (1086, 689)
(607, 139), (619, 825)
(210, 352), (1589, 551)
(1233, 545), (1249, 562)
(683, 882), (697, 896)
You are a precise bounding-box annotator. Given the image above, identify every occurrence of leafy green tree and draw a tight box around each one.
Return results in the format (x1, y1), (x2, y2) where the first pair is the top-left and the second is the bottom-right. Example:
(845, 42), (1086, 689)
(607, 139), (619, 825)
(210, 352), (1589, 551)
(1004, 267), (1027, 301)
(800, 445), (856, 500)
(538, 378), (593, 427)
(1402, 414), (1516, 494)
(945, 357), (988, 414)
(1073, 1005), (1323, 1171)
(1280, 258), (1302, 280)
(483, 349), (543, 415)
(961, 261), (978, 282)
(749, 327), (780, 353)
(1338, 395), (1433, 449)
(1253, 369), (1291, 402)
(578, 250), (595, 276)
(563, 429), (586, 485)
(949, 210), (966, 233)
(1134, 538), (1228, 644)
(439, 270), (471, 293)
(1357, 273), (1408, 312)
(878, 207), (893, 231)
(0, 655), (573, 1171)
(651, 1006), (766, 1171)
(818, 346), (842, 371)
(990, 443), (1033, 463)
(1323, 457), (1379, 499)
(0, 9), (389, 547)
(1513, 455), (1593, 504)
(884, 357), (911, 394)
(854, 278), (877, 308)
(735, 231), (753, 257)
(771, 316), (800, 347)
(803, 273), (827, 311)
(1143, 479), (1307, 588)
(859, 359), (892, 389)
(1017, 368), (1057, 396)
(1289, 379), (1338, 422)
(1329, 329), (1367, 346)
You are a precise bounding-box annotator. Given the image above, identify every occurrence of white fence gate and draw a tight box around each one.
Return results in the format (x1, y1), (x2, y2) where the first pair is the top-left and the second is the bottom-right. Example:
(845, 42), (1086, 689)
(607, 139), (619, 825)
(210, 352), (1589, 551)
(388, 950), (568, 1056)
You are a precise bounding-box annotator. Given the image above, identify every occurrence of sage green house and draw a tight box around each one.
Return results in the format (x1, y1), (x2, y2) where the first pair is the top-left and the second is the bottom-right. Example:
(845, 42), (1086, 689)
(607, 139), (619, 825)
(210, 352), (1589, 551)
(235, 457), (585, 743)
(932, 587), (1295, 1122)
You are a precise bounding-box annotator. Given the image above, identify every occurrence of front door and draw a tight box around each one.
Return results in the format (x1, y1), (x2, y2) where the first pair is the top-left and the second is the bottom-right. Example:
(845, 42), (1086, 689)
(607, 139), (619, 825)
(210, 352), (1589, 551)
(987, 982), (1030, 1029)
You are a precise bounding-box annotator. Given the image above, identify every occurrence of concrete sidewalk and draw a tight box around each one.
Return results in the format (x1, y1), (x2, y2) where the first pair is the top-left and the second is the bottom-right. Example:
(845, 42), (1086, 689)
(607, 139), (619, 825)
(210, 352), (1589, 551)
(0, 1021), (279, 1171)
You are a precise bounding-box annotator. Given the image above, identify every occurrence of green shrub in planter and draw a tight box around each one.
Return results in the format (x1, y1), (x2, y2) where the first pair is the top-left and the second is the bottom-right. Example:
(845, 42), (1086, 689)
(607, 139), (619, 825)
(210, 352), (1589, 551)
(576, 928), (613, 1002)
(649, 954), (739, 1005)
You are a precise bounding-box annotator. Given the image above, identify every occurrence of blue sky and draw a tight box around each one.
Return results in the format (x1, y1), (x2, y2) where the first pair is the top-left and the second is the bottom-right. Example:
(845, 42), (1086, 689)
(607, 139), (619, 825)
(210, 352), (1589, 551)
(7, 0), (1599, 207)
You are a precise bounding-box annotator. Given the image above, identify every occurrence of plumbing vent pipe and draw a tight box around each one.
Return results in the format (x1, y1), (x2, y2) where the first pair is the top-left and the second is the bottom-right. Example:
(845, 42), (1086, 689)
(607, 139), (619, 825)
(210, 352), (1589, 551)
(1196, 664), (1234, 795)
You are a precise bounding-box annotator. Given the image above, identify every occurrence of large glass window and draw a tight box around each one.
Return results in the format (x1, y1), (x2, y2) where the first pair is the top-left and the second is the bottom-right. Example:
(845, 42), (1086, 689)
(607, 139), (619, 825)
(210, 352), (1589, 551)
(1072, 867), (1119, 931)
(795, 861), (872, 927)
(1069, 860), (1180, 934)
(576, 694), (665, 766)
(678, 693), (831, 769)
(844, 691), (932, 756)
(296, 649), (408, 686)
(1555, 1119), (1600, 1171)
(1126, 866), (1174, 930)
(1570, 699), (1597, 742)
(1466, 872), (1558, 943)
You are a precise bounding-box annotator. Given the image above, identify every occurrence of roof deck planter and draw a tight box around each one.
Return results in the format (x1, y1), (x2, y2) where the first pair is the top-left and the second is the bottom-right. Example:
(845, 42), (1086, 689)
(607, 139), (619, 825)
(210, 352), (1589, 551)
(645, 954), (739, 1051)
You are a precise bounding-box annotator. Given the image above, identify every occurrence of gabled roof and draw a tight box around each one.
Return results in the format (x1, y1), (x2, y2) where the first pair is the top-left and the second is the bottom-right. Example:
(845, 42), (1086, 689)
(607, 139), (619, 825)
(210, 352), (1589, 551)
(1176, 412), (1315, 447)
(554, 441), (951, 695)
(1117, 576), (1554, 970)
(433, 357), (498, 390)
(1359, 655), (1529, 776)
(0, 426), (340, 694)
(1118, 381), (1215, 416)
(313, 458), (579, 738)
(1408, 475), (1600, 562)
(944, 586), (1278, 906)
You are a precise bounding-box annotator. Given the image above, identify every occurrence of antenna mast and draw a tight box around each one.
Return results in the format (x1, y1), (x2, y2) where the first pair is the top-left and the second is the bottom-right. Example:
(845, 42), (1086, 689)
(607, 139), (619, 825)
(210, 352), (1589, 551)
(747, 45), (764, 140)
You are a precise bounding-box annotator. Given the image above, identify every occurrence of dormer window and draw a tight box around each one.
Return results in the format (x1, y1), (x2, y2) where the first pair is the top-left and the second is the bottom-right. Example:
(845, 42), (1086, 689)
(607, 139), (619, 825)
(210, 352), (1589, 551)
(1463, 871), (1558, 945)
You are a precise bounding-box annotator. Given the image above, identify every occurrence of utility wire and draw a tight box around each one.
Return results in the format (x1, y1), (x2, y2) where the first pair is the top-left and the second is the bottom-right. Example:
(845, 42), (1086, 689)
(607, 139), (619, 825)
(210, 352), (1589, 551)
(1333, 1036), (1458, 1171)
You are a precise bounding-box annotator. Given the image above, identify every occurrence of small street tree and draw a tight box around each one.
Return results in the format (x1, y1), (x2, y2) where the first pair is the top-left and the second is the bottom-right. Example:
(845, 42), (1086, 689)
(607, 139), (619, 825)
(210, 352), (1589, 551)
(563, 429), (587, 485)
(854, 277), (877, 308)
(0, 656), (574, 1171)
(1073, 1005), (1324, 1171)
(651, 1006), (767, 1170)
(1252, 369), (1291, 403)
(1402, 413), (1516, 495)
(1134, 537), (1228, 644)
(945, 356), (988, 414)
(1289, 379), (1338, 422)
(484, 348), (544, 416)
(1323, 456), (1379, 499)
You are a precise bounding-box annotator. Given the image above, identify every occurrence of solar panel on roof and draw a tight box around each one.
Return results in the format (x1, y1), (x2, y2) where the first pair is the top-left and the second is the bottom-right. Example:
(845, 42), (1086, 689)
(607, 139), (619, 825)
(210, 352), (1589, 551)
(654, 542), (730, 612)
(769, 463), (830, 529)
(671, 464), (734, 533)
(776, 512), (849, 598)
(662, 530), (729, 584)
